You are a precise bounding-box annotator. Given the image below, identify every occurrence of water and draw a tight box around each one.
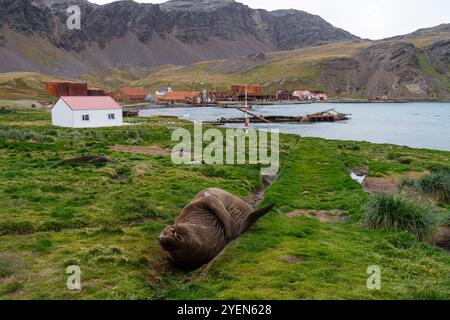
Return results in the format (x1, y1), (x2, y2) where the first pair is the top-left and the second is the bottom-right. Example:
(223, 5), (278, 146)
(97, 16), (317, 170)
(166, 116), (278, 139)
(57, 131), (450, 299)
(139, 102), (450, 151)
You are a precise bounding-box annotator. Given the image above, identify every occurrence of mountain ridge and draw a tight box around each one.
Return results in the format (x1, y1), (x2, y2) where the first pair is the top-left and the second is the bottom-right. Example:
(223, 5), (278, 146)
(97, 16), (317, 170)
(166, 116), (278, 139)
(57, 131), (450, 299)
(0, 1), (448, 100)
(0, 0), (358, 76)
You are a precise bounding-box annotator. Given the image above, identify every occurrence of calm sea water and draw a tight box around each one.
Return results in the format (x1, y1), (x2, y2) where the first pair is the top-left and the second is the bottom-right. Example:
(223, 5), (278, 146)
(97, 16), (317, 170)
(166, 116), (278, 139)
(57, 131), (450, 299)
(140, 102), (450, 151)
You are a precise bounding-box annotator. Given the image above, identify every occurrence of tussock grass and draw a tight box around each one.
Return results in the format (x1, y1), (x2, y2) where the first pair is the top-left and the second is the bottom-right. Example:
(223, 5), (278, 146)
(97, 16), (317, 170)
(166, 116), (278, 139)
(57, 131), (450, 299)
(416, 171), (450, 203)
(0, 128), (48, 142)
(399, 177), (416, 190)
(399, 167), (450, 204)
(0, 253), (27, 279)
(361, 194), (438, 241)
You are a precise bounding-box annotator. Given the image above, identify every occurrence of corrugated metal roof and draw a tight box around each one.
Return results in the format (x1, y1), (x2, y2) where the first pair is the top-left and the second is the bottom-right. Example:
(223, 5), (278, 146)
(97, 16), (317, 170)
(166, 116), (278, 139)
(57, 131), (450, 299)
(159, 91), (200, 100)
(119, 87), (148, 96)
(60, 96), (122, 110)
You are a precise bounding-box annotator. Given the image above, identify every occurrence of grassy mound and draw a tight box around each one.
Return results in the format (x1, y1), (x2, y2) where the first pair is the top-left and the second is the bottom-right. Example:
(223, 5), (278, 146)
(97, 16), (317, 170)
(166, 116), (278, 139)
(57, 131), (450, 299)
(361, 194), (437, 241)
(400, 167), (450, 204)
(416, 170), (450, 204)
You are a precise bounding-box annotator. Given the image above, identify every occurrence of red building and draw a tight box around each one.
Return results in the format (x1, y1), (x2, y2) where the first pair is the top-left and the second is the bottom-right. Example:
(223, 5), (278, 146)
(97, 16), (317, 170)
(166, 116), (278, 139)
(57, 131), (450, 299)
(158, 91), (201, 104)
(114, 87), (148, 103)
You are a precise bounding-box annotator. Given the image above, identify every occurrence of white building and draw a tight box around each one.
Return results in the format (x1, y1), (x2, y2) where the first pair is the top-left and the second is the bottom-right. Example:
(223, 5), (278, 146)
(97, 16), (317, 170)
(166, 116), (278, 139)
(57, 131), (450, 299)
(292, 90), (313, 100)
(155, 86), (173, 96)
(52, 96), (123, 128)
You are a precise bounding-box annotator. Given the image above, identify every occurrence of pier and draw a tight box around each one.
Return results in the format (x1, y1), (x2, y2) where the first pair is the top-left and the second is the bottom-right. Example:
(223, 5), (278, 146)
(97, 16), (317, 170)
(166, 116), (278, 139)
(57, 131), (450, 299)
(206, 108), (351, 124)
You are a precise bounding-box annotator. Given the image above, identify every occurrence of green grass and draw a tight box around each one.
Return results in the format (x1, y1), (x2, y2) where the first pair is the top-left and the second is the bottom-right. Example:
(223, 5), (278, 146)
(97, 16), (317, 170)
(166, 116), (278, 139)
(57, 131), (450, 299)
(416, 52), (450, 91)
(361, 194), (438, 241)
(416, 171), (450, 204)
(0, 108), (449, 300)
(399, 166), (450, 204)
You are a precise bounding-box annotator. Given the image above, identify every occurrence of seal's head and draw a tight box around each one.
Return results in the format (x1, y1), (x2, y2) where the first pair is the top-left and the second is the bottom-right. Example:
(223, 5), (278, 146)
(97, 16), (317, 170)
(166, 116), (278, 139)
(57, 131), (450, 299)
(158, 224), (187, 253)
(159, 223), (208, 269)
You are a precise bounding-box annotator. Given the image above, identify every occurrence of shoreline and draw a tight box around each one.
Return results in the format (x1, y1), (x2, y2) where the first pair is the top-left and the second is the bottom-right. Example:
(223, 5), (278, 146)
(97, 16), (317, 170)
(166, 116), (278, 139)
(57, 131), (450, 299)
(128, 99), (450, 109)
(0, 98), (449, 110)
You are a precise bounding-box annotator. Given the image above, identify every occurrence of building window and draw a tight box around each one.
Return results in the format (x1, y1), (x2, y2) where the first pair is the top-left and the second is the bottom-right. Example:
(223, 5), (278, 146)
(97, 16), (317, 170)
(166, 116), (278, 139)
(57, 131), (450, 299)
(108, 113), (115, 120)
(82, 115), (90, 121)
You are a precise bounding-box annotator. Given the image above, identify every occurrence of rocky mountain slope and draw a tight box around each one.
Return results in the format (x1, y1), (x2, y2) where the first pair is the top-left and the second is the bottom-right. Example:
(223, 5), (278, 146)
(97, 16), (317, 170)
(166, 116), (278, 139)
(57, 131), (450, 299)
(117, 26), (450, 100)
(0, 0), (357, 76)
(318, 40), (450, 99)
(0, 0), (448, 100)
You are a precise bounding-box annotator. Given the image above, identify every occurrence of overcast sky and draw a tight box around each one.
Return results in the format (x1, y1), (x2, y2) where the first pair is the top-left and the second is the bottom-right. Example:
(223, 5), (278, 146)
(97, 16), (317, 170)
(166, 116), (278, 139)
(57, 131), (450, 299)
(89, 0), (450, 40)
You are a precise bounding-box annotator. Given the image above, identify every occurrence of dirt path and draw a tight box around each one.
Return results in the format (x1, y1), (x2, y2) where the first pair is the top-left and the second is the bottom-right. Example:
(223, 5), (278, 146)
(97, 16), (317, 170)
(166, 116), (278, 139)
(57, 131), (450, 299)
(287, 209), (350, 223)
(111, 145), (172, 156)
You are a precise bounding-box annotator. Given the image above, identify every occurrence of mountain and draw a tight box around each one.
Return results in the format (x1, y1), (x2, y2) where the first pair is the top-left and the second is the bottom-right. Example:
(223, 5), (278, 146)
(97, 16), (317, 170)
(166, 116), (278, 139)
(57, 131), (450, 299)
(0, 0), (357, 76)
(0, 1), (448, 100)
(386, 23), (450, 42)
(318, 40), (450, 99)
(89, 26), (448, 100)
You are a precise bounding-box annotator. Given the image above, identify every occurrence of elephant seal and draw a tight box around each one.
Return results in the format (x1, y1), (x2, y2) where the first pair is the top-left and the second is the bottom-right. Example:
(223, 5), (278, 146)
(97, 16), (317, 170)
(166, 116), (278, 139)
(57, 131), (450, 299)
(159, 188), (275, 270)
(58, 155), (112, 165)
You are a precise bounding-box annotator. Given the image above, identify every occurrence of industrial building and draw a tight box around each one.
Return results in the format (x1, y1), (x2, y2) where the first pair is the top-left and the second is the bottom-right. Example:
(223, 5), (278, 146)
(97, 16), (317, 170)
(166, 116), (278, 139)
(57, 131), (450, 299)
(45, 81), (88, 97)
(231, 84), (262, 96)
(87, 88), (106, 96)
(114, 87), (148, 103)
(158, 91), (201, 104)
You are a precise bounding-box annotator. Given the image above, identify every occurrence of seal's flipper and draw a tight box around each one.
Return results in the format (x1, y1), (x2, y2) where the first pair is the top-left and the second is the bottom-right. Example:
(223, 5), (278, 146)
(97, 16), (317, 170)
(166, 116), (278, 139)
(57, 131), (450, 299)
(199, 196), (237, 241)
(243, 203), (275, 231)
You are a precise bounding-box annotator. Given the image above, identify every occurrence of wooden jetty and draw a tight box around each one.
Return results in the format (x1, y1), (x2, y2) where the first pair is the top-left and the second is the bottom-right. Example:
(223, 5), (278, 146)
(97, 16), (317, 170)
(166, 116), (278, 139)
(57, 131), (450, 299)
(206, 108), (351, 124)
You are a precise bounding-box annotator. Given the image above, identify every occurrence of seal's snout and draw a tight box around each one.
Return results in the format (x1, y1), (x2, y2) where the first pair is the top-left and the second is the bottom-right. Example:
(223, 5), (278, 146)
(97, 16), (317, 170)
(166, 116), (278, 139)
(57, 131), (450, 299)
(159, 231), (181, 252)
(158, 234), (171, 251)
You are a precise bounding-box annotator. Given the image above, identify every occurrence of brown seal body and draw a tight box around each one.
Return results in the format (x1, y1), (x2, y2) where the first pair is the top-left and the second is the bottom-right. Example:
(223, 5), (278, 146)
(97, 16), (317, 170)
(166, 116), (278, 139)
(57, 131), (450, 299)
(159, 188), (275, 270)
(58, 155), (111, 165)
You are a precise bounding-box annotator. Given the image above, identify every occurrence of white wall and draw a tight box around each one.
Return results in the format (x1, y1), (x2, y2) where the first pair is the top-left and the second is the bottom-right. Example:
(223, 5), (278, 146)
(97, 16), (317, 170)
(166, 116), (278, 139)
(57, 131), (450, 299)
(51, 100), (123, 128)
(72, 109), (123, 128)
(52, 100), (74, 128)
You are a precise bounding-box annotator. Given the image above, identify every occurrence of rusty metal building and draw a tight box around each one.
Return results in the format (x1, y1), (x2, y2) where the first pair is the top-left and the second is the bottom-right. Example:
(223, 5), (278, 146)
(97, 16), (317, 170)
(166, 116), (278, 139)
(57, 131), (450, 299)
(231, 84), (262, 96)
(114, 87), (148, 103)
(87, 88), (106, 96)
(45, 81), (88, 97)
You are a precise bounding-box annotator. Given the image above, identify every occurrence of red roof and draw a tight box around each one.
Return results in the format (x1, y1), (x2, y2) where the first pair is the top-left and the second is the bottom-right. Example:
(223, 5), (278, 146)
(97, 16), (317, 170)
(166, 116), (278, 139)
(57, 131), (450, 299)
(119, 87), (148, 96)
(60, 96), (122, 110)
(159, 91), (200, 101)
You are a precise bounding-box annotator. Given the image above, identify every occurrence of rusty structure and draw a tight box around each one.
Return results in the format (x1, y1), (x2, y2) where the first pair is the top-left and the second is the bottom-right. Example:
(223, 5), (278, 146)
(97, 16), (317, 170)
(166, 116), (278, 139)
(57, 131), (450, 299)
(87, 88), (106, 96)
(207, 108), (351, 124)
(229, 84), (274, 101)
(45, 81), (88, 97)
(276, 90), (294, 100)
(231, 84), (262, 96)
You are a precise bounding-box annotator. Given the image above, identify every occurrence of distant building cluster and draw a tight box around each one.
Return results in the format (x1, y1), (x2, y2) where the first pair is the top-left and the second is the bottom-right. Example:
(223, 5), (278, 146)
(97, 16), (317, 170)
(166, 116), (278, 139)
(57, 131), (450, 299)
(46, 80), (329, 128)
(278, 90), (328, 101)
(46, 80), (328, 106)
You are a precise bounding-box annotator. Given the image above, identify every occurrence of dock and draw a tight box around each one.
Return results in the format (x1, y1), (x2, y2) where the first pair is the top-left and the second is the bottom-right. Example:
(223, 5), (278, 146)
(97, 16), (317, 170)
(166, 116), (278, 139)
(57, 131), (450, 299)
(206, 108), (351, 124)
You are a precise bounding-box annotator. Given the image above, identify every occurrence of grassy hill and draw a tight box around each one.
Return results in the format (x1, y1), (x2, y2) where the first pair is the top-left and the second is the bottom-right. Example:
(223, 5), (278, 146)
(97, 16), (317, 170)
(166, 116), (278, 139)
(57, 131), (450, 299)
(0, 30), (449, 100)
